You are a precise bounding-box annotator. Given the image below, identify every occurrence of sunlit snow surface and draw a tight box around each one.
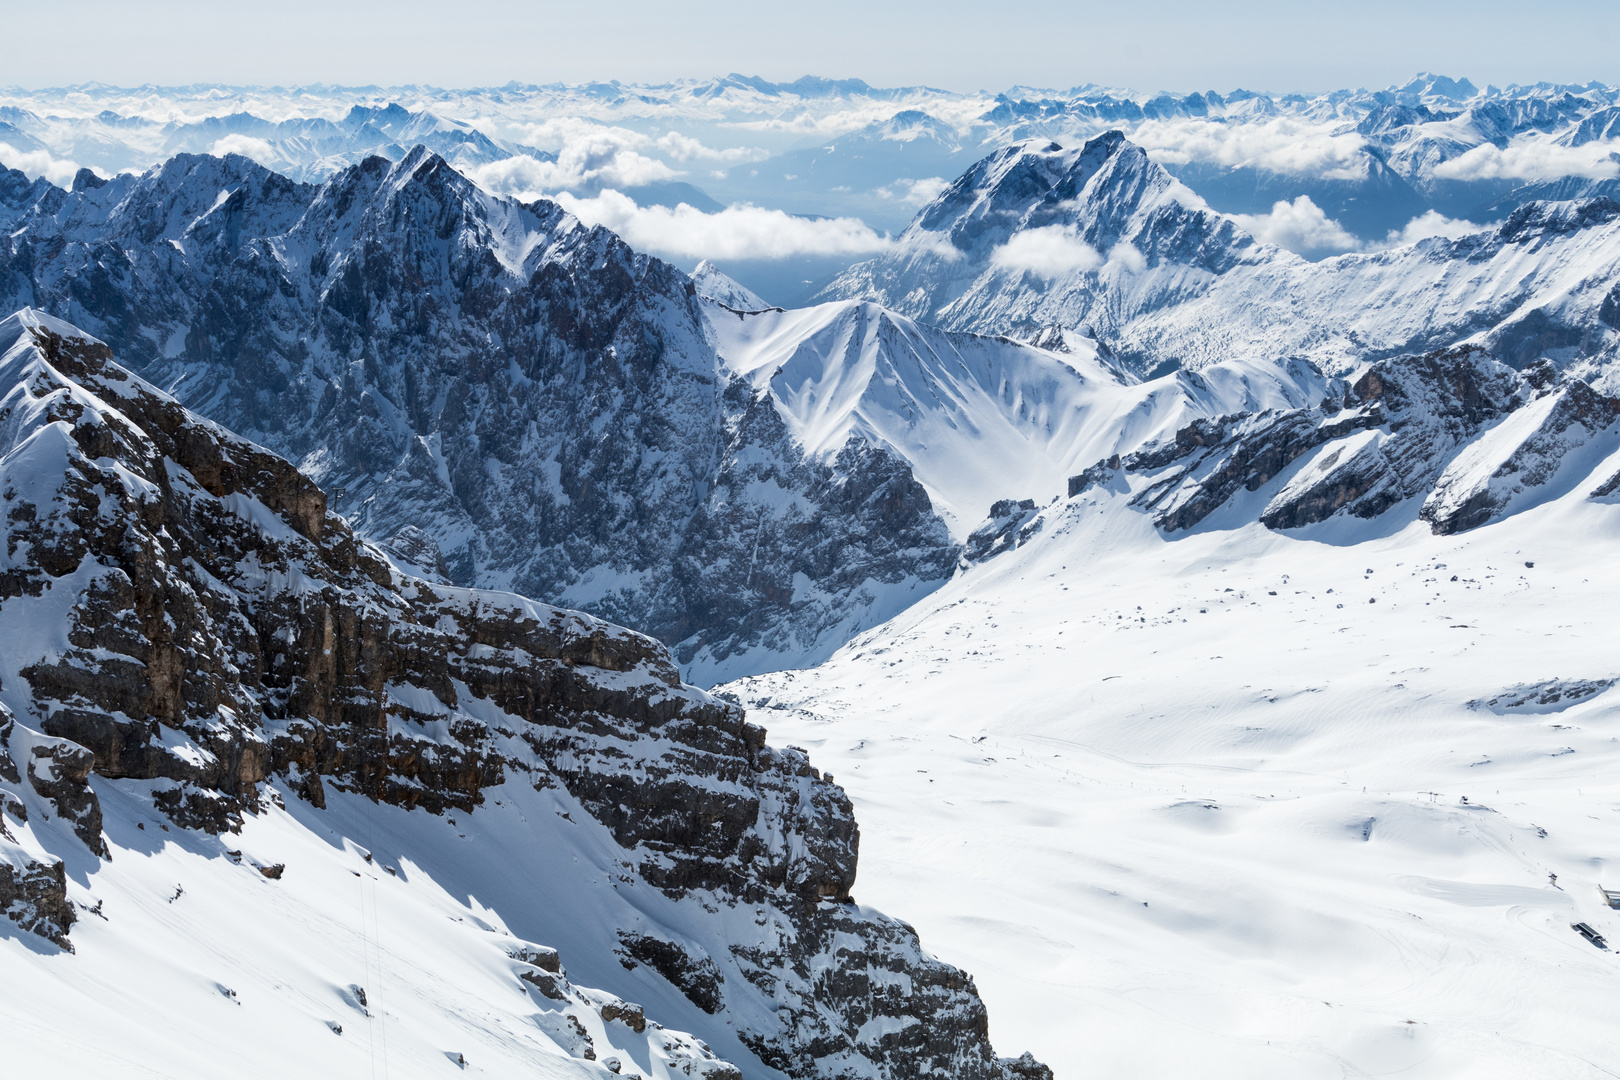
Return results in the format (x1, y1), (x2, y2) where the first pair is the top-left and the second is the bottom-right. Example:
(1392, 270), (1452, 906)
(2, 771), (776, 1077)
(725, 482), (1620, 1078)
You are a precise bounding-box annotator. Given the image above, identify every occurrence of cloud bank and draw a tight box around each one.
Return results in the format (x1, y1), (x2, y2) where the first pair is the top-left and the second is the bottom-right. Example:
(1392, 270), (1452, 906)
(1431, 139), (1620, 182)
(989, 224), (1103, 277)
(0, 142), (83, 187)
(1229, 196), (1361, 257)
(552, 190), (891, 262)
(1138, 118), (1371, 181)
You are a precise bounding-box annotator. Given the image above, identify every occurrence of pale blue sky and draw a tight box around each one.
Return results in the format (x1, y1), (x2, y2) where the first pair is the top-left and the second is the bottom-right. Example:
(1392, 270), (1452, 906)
(7, 0), (1619, 93)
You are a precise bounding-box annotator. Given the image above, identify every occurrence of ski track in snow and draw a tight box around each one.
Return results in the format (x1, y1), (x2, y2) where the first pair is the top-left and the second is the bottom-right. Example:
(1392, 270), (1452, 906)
(727, 483), (1620, 1079)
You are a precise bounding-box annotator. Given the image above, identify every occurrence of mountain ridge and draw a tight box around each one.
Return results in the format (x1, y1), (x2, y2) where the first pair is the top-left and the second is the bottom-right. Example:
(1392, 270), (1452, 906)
(0, 306), (1046, 1080)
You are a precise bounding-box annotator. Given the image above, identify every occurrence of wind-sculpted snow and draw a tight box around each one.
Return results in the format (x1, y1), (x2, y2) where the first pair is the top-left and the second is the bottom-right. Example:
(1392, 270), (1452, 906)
(0, 310), (1044, 1080)
(720, 467), (1620, 1079)
(0, 147), (962, 682)
(825, 133), (1620, 382)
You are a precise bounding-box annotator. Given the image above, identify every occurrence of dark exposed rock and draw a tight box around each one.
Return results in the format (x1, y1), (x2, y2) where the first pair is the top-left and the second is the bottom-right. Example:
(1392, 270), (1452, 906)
(508, 942), (562, 973)
(0, 148), (955, 679)
(962, 498), (1042, 565)
(26, 739), (105, 857)
(619, 930), (726, 1014)
(1068, 455), (1121, 497)
(0, 310), (1041, 1080)
(1064, 344), (1620, 537)
(1468, 677), (1618, 713)
(0, 847), (74, 949)
(598, 998), (647, 1034)
(1000, 1052), (1057, 1080)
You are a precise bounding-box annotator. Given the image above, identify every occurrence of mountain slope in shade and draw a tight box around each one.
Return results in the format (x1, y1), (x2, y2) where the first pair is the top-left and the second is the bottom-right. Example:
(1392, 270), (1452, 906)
(822, 133), (1620, 382)
(0, 308), (1047, 1080)
(0, 149), (960, 682)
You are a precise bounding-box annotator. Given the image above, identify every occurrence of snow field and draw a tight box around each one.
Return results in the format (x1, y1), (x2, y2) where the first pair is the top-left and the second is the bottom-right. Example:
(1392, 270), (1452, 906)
(1, 774), (759, 1080)
(727, 482), (1620, 1079)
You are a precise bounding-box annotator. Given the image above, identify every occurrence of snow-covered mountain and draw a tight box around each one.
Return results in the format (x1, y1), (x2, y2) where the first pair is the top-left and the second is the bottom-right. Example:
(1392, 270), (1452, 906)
(5, 76), (1620, 1080)
(0, 148), (967, 682)
(823, 132), (1620, 381)
(702, 298), (1321, 537)
(7, 74), (1620, 276)
(0, 308), (1047, 1080)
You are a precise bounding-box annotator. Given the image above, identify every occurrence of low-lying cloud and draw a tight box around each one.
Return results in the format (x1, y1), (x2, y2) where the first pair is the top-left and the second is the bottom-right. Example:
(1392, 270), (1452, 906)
(549, 189), (891, 262)
(653, 132), (767, 164)
(503, 118), (764, 186)
(1229, 196), (1361, 257)
(1137, 118), (1371, 181)
(0, 142), (83, 187)
(210, 134), (282, 167)
(989, 224), (1103, 277)
(472, 147), (674, 198)
(878, 176), (950, 206)
(1383, 210), (1486, 246)
(1231, 199), (1487, 258)
(1431, 139), (1620, 182)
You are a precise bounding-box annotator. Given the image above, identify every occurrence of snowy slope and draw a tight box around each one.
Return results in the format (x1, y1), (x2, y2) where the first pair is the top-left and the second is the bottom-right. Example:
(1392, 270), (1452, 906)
(723, 445), (1620, 1079)
(0, 309), (1044, 1080)
(703, 298), (1323, 538)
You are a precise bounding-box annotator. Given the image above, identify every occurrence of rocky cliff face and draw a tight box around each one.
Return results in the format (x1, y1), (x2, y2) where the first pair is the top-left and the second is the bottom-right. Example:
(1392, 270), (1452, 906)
(0, 309), (1041, 1080)
(0, 149), (955, 681)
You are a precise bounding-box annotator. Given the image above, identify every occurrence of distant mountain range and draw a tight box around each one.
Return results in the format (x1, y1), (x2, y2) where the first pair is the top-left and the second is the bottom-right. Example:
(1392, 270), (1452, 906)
(5, 73), (1620, 293)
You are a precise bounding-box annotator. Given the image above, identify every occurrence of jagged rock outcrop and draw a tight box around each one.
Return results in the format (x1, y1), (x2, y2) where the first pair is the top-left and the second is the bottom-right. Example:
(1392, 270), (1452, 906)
(961, 499), (1042, 564)
(0, 309), (1041, 1079)
(0, 149), (954, 681)
(1066, 344), (1620, 535)
(0, 705), (76, 950)
(502, 937), (740, 1078)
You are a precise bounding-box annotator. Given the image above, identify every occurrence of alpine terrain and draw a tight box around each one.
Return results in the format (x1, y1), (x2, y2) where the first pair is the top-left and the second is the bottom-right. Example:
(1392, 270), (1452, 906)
(0, 307), (1047, 1079)
(4, 68), (1620, 1080)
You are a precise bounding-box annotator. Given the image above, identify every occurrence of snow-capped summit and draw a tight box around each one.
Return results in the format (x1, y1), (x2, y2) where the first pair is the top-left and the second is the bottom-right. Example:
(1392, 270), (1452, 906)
(826, 133), (1620, 381)
(820, 131), (1262, 367)
(690, 259), (770, 310)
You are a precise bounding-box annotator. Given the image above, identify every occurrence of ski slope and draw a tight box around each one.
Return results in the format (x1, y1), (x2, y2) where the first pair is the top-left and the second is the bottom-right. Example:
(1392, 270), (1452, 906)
(724, 469), (1620, 1079)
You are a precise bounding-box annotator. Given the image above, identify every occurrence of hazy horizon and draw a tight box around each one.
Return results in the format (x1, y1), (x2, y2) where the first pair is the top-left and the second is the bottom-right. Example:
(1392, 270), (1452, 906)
(6, 0), (1618, 95)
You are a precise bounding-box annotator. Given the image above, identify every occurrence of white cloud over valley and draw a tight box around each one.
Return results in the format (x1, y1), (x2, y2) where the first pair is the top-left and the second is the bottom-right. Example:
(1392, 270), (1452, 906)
(1229, 196), (1362, 257)
(1431, 138), (1620, 181)
(1137, 118), (1371, 180)
(989, 224), (1103, 277)
(0, 142), (83, 187)
(548, 189), (892, 261)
